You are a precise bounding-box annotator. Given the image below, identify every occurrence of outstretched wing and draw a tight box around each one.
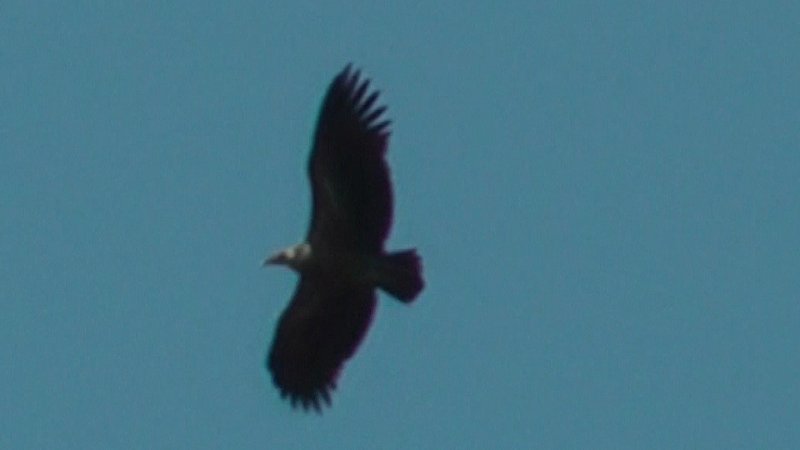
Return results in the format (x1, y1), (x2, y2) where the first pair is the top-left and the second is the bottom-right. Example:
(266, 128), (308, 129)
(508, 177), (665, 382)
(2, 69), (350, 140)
(267, 274), (376, 411)
(306, 65), (393, 253)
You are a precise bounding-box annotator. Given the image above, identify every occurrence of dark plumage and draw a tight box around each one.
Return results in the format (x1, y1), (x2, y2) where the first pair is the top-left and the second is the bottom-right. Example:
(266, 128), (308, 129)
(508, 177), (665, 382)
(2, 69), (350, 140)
(263, 65), (424, 412)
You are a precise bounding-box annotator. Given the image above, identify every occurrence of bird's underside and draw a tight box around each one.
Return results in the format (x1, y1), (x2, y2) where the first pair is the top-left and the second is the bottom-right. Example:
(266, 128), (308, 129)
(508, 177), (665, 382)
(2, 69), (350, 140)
(264, 64), (424, 412)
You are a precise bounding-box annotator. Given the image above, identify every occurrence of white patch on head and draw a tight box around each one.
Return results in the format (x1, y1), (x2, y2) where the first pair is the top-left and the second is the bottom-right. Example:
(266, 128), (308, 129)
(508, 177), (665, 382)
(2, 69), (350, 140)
(282, 243), (312, 270)
(294, 243), (312, 261)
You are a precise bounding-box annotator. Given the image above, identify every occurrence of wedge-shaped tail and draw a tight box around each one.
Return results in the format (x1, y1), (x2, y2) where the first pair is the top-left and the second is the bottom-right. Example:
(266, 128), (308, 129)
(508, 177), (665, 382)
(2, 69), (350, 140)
(375, 249), (424, 303)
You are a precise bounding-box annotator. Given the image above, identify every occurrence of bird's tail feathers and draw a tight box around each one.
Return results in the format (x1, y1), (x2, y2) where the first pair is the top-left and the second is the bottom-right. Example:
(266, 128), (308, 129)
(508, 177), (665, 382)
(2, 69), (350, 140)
(376, 249), (424, 303)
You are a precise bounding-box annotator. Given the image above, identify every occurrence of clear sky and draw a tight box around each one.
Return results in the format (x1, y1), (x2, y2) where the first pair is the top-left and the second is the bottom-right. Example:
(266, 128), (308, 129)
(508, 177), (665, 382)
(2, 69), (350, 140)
(2, 2), (798, 449)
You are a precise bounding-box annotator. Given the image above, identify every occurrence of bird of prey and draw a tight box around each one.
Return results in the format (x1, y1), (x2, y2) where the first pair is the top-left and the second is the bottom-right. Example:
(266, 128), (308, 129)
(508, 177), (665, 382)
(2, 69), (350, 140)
(263, 65), (424, 411)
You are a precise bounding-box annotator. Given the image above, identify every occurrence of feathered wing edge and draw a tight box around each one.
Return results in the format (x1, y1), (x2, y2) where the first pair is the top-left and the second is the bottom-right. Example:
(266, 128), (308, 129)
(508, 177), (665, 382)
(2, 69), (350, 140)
(306, 64), (395, 251)
(332, 63), (392, 139)
(267, 275), (376, 412)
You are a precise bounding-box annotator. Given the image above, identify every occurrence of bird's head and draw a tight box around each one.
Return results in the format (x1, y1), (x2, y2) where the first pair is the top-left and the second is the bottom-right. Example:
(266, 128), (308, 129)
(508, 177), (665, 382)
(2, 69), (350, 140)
(263, 243), (312, 271)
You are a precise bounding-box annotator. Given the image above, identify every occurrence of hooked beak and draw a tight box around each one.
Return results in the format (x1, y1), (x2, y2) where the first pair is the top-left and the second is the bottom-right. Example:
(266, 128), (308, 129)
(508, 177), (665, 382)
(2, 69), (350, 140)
(262, 252), (283, 267)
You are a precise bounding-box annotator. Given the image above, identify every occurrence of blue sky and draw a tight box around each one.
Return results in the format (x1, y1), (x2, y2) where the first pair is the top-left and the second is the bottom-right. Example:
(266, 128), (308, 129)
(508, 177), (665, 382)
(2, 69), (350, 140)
(2, 2), (798, 448)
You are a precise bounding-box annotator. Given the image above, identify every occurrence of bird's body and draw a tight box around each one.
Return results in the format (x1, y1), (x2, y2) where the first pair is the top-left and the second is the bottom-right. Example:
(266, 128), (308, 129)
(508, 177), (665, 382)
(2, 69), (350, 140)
(264, 65), (424, 411)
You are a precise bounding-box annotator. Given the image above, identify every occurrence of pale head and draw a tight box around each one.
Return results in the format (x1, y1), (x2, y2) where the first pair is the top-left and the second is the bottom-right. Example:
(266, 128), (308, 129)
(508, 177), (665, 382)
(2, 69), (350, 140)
(263, 243), (313, 271)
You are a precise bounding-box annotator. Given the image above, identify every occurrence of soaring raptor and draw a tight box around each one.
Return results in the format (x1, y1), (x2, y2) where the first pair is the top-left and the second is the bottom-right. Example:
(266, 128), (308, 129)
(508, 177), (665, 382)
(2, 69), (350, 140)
(263, 65), (424, 411)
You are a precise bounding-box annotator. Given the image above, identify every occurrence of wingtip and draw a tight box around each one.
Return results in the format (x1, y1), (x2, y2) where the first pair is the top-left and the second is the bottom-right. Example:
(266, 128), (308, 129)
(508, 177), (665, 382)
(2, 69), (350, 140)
(281, 388), (333, 413)
(340, 62), (358, 83)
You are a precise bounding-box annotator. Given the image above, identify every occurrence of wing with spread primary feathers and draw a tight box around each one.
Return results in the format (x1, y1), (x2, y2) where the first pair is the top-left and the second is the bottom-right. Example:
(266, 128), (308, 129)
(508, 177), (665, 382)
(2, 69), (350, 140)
(267, 274), (377, 411)
(306, 65), (394, 253)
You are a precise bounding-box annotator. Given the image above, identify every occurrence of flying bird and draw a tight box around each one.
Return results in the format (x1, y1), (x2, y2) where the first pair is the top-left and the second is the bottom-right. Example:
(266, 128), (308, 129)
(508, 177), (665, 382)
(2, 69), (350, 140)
(263, 65), (424, 411)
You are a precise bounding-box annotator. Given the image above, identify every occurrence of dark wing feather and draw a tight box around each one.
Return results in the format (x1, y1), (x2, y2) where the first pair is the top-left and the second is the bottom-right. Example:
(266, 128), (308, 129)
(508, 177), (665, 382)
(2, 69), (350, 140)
(306, 65), (393, 252)
(267, 274), (376, 411)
